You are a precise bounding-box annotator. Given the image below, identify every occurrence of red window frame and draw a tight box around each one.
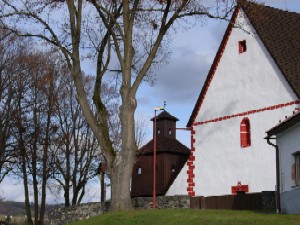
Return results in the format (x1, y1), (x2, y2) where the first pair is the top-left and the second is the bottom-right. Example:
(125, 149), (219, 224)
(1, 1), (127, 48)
(240, 117), (251, 148)
(239, 40), (247, 54)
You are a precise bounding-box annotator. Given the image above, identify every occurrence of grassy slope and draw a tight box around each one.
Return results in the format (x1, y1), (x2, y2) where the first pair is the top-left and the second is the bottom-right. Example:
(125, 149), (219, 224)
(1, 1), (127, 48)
(70, 209), (300, 225)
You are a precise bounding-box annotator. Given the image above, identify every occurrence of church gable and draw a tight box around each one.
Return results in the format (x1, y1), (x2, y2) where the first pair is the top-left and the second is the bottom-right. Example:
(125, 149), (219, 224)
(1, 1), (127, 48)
(170, 2), (300, 198)
(188, 4), (299, 127)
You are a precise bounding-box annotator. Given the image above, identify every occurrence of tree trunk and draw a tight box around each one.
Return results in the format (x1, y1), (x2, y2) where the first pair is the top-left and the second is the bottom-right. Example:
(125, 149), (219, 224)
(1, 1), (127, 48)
(109, 159), (134, 210)
(100, 172), (105, 203)
(20, 142), (34, 225)
(65, 145), (71, 207)
(109, 102), (136, 211)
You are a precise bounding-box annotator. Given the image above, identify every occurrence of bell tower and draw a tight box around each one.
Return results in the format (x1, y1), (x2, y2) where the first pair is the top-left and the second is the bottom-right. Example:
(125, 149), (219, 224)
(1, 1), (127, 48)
(151, 110), (179, 139)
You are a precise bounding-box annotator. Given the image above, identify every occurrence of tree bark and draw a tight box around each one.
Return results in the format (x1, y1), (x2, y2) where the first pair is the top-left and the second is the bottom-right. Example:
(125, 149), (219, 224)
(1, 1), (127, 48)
(19, 136), (34, 225)
(109, 98), (136, 210)
(100, 172), (105, 203)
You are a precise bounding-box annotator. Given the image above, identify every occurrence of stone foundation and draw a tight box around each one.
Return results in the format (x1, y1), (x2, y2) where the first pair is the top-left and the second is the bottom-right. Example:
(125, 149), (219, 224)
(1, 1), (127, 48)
(48, 202), (109, 225)
(48, 196), (190, 225)
(132, 196), (190, 209)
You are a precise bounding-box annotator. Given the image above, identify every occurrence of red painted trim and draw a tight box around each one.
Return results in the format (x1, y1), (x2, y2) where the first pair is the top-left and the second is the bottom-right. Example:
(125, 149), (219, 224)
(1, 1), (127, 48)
(187, 126), (196, 196)
(187, 187), (194, 192)
(240, 117), (251, 148)
(188, 174), (195, 179)
(187, 169), (194, 175)
(187, 6), (241, 128)
(189, 156), (195, 161)
(188, 182), (195, 187)
(231, 184), (249, 194)
(187, 178), (193, 183)
(188, 191), (195, 197)
(193, 100), (300, 127)
(188, 165), (195, 170)
(187, 161), (194, 166)
(238, 40), (247, 54)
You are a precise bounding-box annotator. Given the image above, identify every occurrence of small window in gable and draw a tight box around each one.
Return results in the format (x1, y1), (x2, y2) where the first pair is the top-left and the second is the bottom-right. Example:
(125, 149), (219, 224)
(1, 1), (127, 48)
(168, 128), (172, 135)
(240, 117), (251, 148)
(137, 167), (142, 175)
(157, 128), (161, 135)
(239, 40), (247, 54)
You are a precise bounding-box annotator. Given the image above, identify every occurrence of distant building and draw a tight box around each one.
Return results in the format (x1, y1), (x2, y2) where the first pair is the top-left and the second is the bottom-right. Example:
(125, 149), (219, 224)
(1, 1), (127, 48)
(267, 111), (300, 214)
(167, 1), (300, 198)
(131, 110), (190, 197)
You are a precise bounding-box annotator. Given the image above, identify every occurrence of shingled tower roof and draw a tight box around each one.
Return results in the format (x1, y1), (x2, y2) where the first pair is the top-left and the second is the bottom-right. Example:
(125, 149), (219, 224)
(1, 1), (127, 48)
(138, 138), (190, 155)
(151, 110), (179, 122)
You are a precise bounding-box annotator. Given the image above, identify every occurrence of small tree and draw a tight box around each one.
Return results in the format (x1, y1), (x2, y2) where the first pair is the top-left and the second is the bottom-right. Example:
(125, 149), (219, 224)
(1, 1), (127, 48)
(49, 73), (102, 207)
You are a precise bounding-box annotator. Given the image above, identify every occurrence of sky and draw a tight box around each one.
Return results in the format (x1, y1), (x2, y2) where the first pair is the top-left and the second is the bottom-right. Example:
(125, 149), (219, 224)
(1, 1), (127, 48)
(1, 0), (300, 204)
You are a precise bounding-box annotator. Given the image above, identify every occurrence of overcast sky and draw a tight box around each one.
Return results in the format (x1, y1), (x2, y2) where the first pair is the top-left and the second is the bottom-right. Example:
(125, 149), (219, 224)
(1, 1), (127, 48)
(1, 0), (300, 204)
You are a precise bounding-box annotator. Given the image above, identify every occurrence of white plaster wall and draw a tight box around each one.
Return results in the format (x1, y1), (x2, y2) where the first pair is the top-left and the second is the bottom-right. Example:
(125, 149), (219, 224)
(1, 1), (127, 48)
(194, 108), (297, 197)
(198, 10), (297, 121)
(190, 10), (299, 197)
(277, 124), (300, 193)
(166, 164), (188, 196)
(167, 10), (299, 197)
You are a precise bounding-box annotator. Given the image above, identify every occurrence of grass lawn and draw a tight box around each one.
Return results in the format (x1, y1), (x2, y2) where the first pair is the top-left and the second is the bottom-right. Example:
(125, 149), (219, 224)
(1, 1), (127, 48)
(70, 209), (300, 225)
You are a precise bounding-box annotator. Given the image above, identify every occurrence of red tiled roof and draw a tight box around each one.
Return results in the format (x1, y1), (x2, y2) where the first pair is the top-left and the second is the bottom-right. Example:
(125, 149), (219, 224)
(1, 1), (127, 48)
(138, 137), (190, 156)
(242, 1), (300, 98)
(187, 1), (300, 127)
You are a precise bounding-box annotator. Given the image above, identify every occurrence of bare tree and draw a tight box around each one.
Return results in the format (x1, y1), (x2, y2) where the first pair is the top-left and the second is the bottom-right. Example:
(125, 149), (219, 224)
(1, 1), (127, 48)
(0, 0), (238, 210)
(12, 49), (60, 225)
(0, 31), (19, 183)
(49, 73), (102, 207)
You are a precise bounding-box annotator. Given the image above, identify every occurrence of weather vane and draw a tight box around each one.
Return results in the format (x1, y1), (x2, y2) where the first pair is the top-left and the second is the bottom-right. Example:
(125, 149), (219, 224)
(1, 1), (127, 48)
(164, 101), (167, 109)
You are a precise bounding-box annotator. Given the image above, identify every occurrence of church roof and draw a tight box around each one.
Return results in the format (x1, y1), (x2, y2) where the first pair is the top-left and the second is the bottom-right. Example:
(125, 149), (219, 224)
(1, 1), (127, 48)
(151, 110), (179, 122)
(137, 137), (190, 156)
(242, 1), (300, 98)
(187, 1), (300, 127)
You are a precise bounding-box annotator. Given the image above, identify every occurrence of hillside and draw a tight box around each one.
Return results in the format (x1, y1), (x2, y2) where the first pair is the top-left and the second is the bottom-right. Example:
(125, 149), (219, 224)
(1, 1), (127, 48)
(0, 201), (57, 216)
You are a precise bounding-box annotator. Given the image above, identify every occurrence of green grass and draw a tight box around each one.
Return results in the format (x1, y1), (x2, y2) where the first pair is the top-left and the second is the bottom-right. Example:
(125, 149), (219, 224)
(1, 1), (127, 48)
(70, 209), (300, 225)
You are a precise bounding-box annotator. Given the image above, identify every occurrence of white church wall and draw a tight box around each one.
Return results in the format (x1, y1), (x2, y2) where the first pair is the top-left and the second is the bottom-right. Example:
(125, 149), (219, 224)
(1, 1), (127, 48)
(197, 10), (297, 123)
(191, 10), (299, 197)
(165, 164), (188, 196)
(167, 9), (299, 197)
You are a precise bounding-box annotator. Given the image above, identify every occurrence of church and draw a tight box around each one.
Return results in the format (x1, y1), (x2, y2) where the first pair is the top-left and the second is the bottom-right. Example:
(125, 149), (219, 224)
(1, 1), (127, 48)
(166, 1), (300, 197)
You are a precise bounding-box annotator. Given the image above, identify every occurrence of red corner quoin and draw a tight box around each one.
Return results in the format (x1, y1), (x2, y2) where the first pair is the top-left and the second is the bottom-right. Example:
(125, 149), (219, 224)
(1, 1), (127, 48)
(187, 127), (196, 196)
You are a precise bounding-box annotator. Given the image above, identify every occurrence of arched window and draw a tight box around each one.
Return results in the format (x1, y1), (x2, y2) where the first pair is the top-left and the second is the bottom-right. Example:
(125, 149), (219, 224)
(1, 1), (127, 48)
(137, 167), (142, 175)
(157, 128), (161, 134)
(240, 117), (251, 148)
(168, 128), (172, 135)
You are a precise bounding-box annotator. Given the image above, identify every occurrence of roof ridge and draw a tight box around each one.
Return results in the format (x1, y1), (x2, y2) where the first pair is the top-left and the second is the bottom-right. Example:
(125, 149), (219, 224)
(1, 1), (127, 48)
(240, 0), (300, 15)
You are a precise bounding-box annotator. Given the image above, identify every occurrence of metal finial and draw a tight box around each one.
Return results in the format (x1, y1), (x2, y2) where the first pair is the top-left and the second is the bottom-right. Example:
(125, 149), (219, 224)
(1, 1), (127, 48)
(164, 101), (166, 109)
